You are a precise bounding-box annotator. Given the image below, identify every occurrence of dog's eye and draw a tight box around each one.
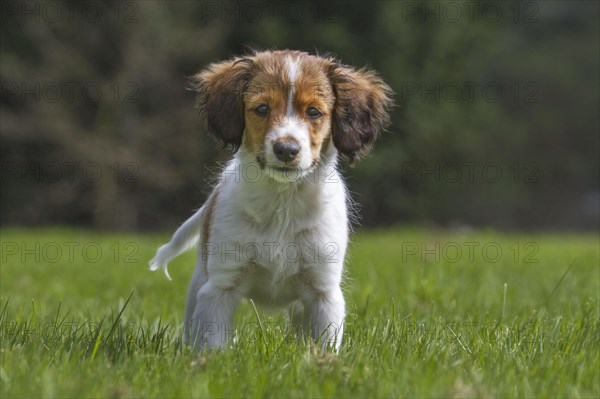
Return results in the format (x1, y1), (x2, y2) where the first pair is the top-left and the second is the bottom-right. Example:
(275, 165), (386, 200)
(307, 107), (323, 119)
(254, 104), (270, 117)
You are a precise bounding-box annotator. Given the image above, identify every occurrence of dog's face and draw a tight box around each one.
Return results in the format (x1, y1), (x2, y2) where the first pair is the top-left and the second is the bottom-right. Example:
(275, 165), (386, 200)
(193, 50), (392, 181)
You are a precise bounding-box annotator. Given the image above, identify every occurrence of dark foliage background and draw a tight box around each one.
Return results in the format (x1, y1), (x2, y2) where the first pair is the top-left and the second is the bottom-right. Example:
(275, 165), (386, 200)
(1, 0), (598, 231)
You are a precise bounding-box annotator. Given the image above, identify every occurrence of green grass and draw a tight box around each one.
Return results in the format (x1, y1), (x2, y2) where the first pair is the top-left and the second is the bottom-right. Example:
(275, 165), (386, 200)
(1, 227), (598, 398)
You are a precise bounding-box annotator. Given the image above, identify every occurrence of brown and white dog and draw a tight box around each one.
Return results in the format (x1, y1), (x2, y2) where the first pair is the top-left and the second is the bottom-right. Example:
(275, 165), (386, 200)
(150, 50), (392, 350)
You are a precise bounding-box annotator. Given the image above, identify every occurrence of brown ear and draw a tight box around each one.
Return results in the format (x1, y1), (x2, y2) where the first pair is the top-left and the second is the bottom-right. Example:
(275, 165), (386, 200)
(191, 57), (254, 150)
(327, 62), (393, 164)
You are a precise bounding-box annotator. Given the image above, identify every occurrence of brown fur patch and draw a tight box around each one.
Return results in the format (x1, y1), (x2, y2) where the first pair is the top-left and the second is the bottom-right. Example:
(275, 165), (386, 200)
(192, 57), (254, 150)
(293, 58), (336, 163)
(201, 187), (220, 264)
(327, 63), (394, 164)
(243, 60), (288, 159)
(244, 82), (287, 118)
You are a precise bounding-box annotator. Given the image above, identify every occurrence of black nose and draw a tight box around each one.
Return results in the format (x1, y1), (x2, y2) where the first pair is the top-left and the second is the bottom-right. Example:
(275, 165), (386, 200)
(273, 141), (300, 163)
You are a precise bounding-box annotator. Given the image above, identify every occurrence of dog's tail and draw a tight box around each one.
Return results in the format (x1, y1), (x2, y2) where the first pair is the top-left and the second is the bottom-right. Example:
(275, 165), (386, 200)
(149, 206), (205, 280)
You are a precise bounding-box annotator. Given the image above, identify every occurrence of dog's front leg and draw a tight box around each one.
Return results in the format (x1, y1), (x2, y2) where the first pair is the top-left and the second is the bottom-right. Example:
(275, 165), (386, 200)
(296, 224), (348, 351)
(303, 286), (346, 352)
(187, 280), (241, 350)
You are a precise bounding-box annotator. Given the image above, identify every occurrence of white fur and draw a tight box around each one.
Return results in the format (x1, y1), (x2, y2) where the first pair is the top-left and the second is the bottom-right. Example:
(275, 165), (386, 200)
(150, 141), (348, 351)
(286, 56), (299, 117)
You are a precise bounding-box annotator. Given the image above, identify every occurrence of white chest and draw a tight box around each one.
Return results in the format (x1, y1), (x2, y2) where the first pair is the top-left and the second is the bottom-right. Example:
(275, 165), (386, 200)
(206, 160), (349, 302)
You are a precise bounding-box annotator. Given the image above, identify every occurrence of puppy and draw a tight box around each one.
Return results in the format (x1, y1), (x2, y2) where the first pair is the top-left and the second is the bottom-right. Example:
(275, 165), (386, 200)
(150, 50), (392, 351)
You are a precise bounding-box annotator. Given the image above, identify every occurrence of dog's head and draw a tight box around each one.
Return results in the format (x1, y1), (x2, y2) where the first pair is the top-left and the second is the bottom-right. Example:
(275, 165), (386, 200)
(192, 50), (393, 181)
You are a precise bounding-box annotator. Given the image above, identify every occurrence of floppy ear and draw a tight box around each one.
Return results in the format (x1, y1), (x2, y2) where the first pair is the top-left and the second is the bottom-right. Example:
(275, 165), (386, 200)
(191, 57), (254, 150)
(327, 62), (393, 165)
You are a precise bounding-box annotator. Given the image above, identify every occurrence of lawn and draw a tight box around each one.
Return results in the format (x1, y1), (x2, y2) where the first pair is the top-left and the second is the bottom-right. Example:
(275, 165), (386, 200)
(1, 227), (598, 398)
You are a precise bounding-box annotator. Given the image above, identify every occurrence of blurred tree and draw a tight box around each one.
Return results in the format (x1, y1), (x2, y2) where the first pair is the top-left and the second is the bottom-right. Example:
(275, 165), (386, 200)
(1, 0), (598, 231)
